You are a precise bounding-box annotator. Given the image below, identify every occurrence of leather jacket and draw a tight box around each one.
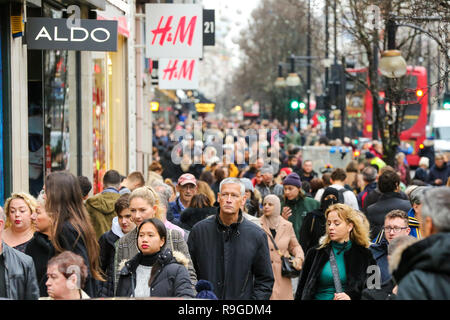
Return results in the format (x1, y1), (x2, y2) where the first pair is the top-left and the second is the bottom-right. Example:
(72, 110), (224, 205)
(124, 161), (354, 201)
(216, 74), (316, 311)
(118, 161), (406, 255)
(1, 242), (40, 300)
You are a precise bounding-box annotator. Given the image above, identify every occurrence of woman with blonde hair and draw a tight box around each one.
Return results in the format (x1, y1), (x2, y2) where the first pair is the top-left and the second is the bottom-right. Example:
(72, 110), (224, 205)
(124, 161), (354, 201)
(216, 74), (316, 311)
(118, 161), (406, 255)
(113, 185), (197, 294)
(196, 180), (216, 205)
(295, 203), (376, 300)
(3, 192), (37, 253)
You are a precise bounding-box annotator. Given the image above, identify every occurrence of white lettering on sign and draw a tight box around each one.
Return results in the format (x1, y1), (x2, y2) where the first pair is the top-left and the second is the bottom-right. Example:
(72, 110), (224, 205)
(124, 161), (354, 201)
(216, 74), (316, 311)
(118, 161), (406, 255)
(54, 26), (68, 41)
(35, 26), (52, 41)
(145, 4), (203, 58)
(90, 28), (110, 43)
(34, 26), (111, 43)
(70, 27), (89, 42)
(158, 58), (199, 90)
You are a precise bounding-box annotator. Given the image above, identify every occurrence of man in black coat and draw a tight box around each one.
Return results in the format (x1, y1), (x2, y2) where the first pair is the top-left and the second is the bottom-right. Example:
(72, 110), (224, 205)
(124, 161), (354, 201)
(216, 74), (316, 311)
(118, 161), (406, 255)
(393, 187), (450, 299)
(187, 178), (274, 300)
(427, 153), (450, 186)
(366, 170), (411, 240)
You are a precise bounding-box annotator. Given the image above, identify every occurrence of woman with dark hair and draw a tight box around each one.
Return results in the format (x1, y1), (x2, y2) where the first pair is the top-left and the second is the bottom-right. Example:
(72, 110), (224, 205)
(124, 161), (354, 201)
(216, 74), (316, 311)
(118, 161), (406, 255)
(179, 194), (217, 231)
(211, 167), (225, 196)
(309, 178), (324, 199)
(44, 171), (104, 297)
(115, 218), (195, 298)
(298, 187), (344, 255)
(280, 173), (320, 243)
(199, 170), (214, 185)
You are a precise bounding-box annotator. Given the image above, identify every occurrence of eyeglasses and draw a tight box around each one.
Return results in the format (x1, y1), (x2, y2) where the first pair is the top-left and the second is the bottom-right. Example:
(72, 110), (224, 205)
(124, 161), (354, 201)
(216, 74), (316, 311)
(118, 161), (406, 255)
(383, 226), (408, 233)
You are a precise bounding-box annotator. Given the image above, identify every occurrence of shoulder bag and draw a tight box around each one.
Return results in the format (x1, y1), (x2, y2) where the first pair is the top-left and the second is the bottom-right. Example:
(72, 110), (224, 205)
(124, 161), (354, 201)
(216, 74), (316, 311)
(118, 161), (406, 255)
(266, 232), (301, 278)
(329, 247), (343, 293)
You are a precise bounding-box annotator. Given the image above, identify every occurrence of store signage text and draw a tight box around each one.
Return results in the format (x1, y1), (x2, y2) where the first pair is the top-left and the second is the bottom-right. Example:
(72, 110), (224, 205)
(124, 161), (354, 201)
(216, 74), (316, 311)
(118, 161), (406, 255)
(145, 4), (203, 58)
(26, 18), (118, 51)
(158, 58), (199, 89)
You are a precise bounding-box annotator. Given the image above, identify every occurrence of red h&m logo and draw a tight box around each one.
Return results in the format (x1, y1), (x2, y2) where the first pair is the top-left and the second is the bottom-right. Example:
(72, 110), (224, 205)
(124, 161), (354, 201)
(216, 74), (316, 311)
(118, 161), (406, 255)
(151, 15), (197, 47)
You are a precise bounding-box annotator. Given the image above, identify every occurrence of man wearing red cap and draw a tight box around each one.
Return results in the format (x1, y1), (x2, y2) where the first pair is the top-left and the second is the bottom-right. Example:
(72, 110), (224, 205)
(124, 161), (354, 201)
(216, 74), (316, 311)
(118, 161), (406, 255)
(169, 173), (198, 222)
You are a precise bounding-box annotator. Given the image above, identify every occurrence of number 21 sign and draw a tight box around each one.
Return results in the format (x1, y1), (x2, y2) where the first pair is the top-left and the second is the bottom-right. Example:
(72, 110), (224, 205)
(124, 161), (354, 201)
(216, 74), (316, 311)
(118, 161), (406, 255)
(145, 4), (203, 59)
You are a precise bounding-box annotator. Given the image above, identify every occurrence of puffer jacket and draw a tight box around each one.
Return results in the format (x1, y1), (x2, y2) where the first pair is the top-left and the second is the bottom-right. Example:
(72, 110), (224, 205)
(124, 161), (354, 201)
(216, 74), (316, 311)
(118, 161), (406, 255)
(113, 226), (197, 294)
(115, 249), (195, 298)
(187, 211), (274, 300)
(1, 242), (40, 300)
(393, 232), (450, 300)
(85, 189), (121, 239)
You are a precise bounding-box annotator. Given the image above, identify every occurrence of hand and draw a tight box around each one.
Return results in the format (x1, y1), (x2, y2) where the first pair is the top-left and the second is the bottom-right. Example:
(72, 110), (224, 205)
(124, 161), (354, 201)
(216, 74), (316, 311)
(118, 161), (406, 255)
(333, 293), (351, 300)
(392, 285), (398, 295)
(281, 207), (292, 220)
(435, 179), (443, 185)
(291, 257), (303, 270)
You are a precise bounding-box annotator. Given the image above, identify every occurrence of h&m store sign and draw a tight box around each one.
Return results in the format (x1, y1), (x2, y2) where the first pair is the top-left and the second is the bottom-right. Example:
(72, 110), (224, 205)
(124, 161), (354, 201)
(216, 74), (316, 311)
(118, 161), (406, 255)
(25, 18), (118, 51)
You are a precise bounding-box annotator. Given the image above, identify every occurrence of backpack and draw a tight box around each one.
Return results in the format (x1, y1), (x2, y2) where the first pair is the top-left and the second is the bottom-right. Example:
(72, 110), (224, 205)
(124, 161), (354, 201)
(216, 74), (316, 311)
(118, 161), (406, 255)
(337, 188), (346, 204)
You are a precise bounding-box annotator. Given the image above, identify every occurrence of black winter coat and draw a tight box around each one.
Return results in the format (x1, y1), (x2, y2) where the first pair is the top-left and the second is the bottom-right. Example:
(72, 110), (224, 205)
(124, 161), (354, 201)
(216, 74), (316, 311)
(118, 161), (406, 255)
(24, 232), (55, 296)
(298, 209), (326, 256)
(57, 221), (99, 297)
(115, 249), (195, 298)
(393, 232), (450, 300)
(361, 278), (396, 300)
(362, 189), (408, 214)
(427, 162), (450, 185)
(187, 212), (274, 300)
(98, 230), (119, 297)
(366, 192), (411, 240)
(295, 242), (376, 300)
(180, 206), (217, 231)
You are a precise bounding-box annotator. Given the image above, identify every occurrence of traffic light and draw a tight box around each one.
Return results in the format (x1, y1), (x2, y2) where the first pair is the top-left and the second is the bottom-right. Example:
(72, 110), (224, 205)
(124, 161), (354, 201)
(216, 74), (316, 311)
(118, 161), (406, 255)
(290, 99), (300, 110)
(443, 92), (450, 110)
(150, 101), (159, 111)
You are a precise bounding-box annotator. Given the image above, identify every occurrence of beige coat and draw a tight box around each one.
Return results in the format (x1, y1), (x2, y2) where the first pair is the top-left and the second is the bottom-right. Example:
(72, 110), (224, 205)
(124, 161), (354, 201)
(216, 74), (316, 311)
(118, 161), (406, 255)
(259, 215), (304, 300)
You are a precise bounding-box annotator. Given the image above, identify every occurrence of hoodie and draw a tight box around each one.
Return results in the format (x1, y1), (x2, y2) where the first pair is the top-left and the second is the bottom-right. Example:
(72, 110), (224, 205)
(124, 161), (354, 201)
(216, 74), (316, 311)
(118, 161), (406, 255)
(393, 232), (450, 300)
(85, 190), (121, 239)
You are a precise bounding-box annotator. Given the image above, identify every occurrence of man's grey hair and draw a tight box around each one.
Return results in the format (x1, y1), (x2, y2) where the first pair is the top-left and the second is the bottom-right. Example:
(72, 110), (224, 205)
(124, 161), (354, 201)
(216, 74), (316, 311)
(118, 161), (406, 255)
(150, 181), (173, 210)
(156, 191), (169, 210)
(388, 235), (418, 256)
(219, 177), (245, 196)
(362, 166), (377, 182)
(420, 187), (450, 232)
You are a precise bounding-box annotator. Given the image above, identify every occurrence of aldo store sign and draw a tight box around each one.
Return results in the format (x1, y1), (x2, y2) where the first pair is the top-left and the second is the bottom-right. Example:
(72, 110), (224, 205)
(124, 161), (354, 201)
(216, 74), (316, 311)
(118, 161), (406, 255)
(25, 18), (118, 51)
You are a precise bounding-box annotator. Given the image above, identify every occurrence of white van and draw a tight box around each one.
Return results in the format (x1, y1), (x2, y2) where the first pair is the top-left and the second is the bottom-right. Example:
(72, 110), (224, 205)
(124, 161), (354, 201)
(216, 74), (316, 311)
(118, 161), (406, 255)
(428, 110), (450, 152)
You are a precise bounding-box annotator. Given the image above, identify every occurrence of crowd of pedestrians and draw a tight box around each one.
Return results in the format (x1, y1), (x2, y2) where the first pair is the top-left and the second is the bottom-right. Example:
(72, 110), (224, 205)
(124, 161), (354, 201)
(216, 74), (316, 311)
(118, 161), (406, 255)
(0, 119), (449, 300)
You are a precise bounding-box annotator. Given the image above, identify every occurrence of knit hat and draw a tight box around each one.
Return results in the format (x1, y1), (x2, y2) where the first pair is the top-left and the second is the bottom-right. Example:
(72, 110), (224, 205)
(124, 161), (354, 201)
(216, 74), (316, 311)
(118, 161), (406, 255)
(282, 173), (302, 188)
(365, 151), (375, 159)
(260, 165), (274, 175)
(240, 178), (254, 192)
(279, 167), (293, 176)
(195, 280), (218, 300)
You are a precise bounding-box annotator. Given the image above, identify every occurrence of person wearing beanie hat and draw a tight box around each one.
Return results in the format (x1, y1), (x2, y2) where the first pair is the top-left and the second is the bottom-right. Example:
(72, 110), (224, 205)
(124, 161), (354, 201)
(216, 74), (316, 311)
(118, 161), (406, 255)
(195, 280), (218, 300)
(256, 165), (284, 200)
(280, 173), (320, 243)
(259, 195), (304, 300)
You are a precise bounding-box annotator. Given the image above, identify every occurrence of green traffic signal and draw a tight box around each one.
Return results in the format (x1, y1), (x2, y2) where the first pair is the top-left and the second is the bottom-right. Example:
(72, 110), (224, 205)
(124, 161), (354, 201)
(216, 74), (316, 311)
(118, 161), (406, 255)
(443, 92), (450, 110)
(299, 102), (306, 109)
(290, 100), (300, 109)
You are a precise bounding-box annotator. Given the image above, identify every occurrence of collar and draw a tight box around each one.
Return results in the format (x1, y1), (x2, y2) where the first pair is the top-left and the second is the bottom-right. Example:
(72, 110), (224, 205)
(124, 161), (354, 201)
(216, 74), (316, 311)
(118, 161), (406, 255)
(102, 187), (119, 194)
(111, 216), (125, 238)
(177, 197), (186, 211)
(215, 210), (244, 230)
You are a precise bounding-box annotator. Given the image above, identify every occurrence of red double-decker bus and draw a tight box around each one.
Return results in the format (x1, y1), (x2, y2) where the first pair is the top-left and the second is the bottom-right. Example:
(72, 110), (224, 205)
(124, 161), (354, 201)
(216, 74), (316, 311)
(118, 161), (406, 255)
(345, 66), (428, 166)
